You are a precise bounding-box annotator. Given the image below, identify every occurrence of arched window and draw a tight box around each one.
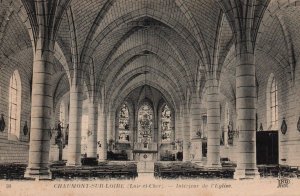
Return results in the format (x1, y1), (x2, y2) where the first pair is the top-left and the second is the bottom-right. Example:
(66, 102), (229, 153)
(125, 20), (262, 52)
(118, 104), (130, 143)
(267, 74), (278, 130)
(270, 77), (278, 128)
(161, 104), (172, 142)
(8, 70), (21, 140)
(59, 101), (65, 126)
(59, 100), (69, 144)
(138, 103), (153, 143)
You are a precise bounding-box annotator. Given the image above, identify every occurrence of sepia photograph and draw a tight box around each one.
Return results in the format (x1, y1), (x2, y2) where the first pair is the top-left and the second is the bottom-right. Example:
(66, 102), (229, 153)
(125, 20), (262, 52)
(0, 0), (300, 195)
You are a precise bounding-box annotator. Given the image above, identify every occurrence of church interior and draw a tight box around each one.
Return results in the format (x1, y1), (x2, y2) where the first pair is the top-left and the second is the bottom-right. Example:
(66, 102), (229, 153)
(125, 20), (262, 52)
(1, 0), (300, 180)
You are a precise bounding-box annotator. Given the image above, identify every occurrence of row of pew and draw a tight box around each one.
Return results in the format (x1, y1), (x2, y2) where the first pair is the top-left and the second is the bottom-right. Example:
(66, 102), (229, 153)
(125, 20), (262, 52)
(155, 162), (233, 179)
(51, 162), (138, 180)
(0, 162), (138, 180)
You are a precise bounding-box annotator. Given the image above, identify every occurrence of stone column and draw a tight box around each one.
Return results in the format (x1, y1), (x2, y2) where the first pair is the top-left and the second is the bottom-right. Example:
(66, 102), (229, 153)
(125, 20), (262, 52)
(62, 97), (70, 160)
(130, 111), (135, 150)
(63, 97), (70, 146)
(98, 104), (107, 161)
(134, 108), (139, 143)
(224, 103), (229, 147)
(106, 112), (113, 141)
(234, 45), (259, 179)
(190, 94), (200, 137)
(66, 79), (83, 166)
(87, 100), (98, 158)
(224, 128), (229, 147)
(24, 39), (54, 180)
(202, 115), (207, 138)
(190, 94), (202, 162)
(171, 112), (175, 141)
(206, 76), (221, 167)
(175, 113), (182, 140)
(115, 112), (119, 142)
(157, 107), (162, 161)
(133, 126), (137, 147)
(154, 126), (158, 144)
(182, 106), (190, 162)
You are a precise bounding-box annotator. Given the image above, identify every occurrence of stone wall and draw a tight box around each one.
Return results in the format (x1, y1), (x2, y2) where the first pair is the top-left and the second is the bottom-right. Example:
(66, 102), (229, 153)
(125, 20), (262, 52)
(0, 60), (31, 164)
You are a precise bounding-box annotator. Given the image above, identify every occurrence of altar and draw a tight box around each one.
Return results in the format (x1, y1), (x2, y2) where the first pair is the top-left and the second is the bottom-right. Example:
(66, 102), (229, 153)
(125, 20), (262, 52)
(133, 142), (158, 161)
(133, 142), (158, 174)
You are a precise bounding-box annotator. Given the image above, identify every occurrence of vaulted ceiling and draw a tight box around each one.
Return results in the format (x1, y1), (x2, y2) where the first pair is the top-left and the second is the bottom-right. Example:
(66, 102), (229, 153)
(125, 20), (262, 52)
(0, 0), (300, 112)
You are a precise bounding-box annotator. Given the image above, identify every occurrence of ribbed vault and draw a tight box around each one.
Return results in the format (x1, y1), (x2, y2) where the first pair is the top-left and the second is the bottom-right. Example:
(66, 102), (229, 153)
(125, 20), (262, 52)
(1, 0), (300, 118)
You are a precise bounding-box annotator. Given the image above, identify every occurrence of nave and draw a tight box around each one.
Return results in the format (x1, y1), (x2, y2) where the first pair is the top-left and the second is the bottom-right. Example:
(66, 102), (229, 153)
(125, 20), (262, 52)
(0, 0), (300, 180)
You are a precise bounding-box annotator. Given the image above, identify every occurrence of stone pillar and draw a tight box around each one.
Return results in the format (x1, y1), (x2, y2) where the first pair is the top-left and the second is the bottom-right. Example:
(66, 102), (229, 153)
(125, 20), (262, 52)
(206, 77), (221, 167)
(98, 104), (107, 161)
(87, 100), (98, 158)
(130, 110), (135, 151)
(152, 107), (158, 144)
(234, 45), (259, 179)
(61, 96), (69, 160)
(127, 107), (134, 160)
(154, 127), (158, 143)
(24, 39), (54, 179)
(106, 112), (113, 141)
(134, 108), (139, 143)
(224, 128), (229, 147)
(190, 94), (202, 162)
(182, 106), (190, 162)
(133, 126), (137, 145)
(175, 113), (182, 141)
(115, 113), (119, 142)
(157, 108), (162, 161)
(191, 138), (202, 162)
(66, 80), (83, 166)
(202, 115), (208, 138)
(63, 97), (70, 146)
(171, 112), (175, 142)
(224, 103), (229, 147)
(190, 95), (199, 136)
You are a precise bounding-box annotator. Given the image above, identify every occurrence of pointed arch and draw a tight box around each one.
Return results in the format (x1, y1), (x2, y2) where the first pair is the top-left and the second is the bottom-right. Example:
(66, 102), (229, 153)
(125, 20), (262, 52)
(8, 69), (22, 140)
(266, 73), (279, 130)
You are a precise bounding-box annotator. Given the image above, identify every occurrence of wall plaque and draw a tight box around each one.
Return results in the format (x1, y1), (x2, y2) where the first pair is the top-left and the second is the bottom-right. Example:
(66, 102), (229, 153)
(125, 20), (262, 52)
(259, 123), (264, 131)
(0, 114), (5, 132)
(23, 121), (29, 135)
(297, 117), (300, 132)
(281, 118), (287, 135)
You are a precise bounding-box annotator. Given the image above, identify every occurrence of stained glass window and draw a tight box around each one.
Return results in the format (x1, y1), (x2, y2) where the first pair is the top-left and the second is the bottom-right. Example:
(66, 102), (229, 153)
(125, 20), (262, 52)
(138, 103), (153, 143)
(161, 104), (172, 142)
(59, 101), (65, 126)
(118, 104), (130, 142)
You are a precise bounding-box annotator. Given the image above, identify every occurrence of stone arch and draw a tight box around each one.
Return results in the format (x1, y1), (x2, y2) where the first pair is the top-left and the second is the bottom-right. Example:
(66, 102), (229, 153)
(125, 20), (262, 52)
(111, 80), (178, 116)
(266, 73), (279, 130)
(96, 45), (190, 97)
(108, 71), (182, 111)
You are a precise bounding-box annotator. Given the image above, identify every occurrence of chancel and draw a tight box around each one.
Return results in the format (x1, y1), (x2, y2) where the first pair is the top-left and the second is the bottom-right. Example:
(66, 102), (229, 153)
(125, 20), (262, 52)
(0, 0), (300, 181)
